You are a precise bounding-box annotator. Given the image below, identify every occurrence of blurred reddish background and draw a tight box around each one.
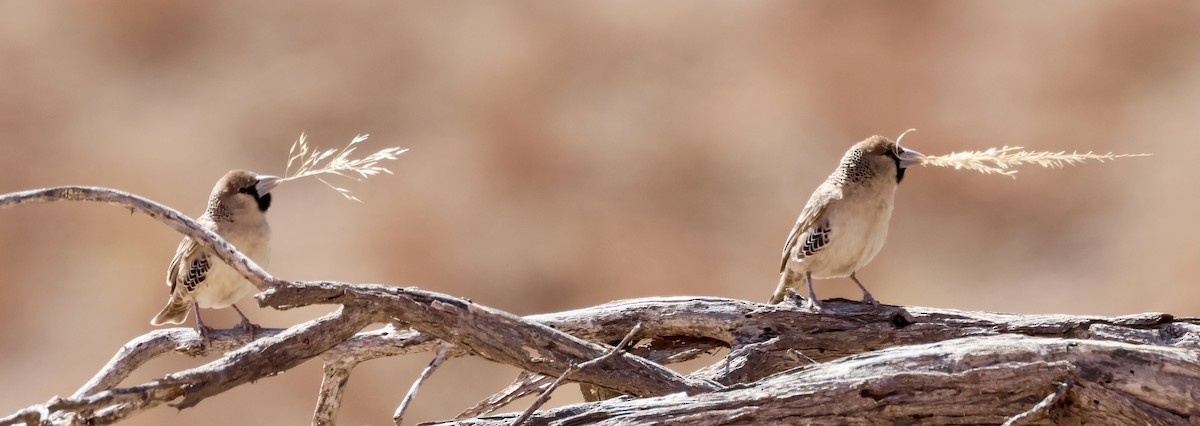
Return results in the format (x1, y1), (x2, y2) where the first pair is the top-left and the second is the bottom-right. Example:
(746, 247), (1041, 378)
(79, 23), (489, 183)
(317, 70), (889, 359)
(2, 1), (1198, 424)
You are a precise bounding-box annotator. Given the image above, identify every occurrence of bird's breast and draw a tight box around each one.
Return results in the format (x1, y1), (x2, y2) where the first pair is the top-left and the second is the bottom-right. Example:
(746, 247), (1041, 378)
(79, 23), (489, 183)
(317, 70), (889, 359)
(804, 188), (896, 278)
(214, 219), (271, 265)
(191, 218), (270, 309)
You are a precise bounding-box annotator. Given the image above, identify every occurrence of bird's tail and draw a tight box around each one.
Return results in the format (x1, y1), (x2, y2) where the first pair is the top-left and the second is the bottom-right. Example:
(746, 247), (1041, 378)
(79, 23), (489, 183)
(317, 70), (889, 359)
(150, 297), (192, 325)
(768, 271), (796, 304)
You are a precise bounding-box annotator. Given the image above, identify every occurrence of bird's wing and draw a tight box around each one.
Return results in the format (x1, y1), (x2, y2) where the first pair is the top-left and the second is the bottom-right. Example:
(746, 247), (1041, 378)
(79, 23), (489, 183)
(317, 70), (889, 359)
(166, 237), (212, 295)
(780, 184), (841, 272)
(799, 221), (831, 258)
(165, 237), (192, 291)
(165, 216), (216, 294)
(179, 253), (212, 294)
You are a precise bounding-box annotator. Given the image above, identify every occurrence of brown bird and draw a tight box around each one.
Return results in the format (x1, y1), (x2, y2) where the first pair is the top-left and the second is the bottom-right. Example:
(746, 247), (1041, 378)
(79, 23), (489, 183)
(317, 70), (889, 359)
(150, 170), (278, 336)
(770, 136), (921, 310)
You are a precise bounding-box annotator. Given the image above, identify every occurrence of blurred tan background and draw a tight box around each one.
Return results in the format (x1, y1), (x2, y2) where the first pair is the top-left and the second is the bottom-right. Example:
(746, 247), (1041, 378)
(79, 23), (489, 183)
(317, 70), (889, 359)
(2, 1), (1198, 424)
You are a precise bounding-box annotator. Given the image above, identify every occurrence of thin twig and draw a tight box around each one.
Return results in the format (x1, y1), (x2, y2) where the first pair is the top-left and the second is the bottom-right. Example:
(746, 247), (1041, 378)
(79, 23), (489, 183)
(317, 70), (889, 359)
(457, 372), (555, 419)
(786, 349), (818, 365)
(510, 323), (644, 426)
(73, 327), (278, 399)
(394, 343), (453, 425)
(1001, 380), (1072, 426)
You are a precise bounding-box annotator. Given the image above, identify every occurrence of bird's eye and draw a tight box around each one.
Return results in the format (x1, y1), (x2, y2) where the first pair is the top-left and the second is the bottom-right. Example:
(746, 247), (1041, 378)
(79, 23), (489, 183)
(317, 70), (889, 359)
(238, 186), (256, 195)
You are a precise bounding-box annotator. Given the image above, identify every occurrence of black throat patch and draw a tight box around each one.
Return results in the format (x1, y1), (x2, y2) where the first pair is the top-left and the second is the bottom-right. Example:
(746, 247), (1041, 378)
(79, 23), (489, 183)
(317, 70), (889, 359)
(884, 150), (905, 183)
(256, 192), (272, 212)
(236, 185), (273, 212)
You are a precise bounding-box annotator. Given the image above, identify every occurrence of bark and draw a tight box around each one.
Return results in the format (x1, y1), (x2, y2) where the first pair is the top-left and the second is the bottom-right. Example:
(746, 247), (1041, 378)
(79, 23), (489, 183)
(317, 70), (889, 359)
(435, 335), (1200, 425)
(3, 186), (1198, 426)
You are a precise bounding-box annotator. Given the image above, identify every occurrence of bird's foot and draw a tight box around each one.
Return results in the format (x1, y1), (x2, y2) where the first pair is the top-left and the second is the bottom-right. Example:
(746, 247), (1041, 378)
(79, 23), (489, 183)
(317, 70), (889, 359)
(861, 294), (880, 307)
(229, 304), (261, 339)
(236, 319), (263, 339)
(802, 298), (823, 313)
(785, 289), (823, 312)
(195, 324), (216, 341)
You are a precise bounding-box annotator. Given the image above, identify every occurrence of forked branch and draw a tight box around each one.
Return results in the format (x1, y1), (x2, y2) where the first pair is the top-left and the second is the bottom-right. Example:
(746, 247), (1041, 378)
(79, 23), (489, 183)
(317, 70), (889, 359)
(2, 186), (1197, 426)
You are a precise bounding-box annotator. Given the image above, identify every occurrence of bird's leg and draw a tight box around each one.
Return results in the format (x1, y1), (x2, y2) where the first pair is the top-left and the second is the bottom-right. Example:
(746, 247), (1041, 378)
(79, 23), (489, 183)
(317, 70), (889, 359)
(803, 272), (823, 312)
(231, 304), (262, 338)
(850, 273), (879, 306)
(193, 302), (216, 339)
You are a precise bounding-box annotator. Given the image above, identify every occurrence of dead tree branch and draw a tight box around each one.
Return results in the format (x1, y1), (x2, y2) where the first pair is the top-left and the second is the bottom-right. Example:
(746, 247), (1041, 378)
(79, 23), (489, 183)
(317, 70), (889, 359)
(1, 187), (718, 425)
(393, 344), (453, 425)
(435, 335), (1200, 425)
(3, 186), (1199, 425)
(314, 361), (355, 426)
(511, 323), (643, 426)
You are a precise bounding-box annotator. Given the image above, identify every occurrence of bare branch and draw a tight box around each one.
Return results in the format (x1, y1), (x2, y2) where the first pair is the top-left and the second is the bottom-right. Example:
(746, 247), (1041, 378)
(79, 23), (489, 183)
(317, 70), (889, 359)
(393, 344), (453, 424)
(10, 294), (1196, 425)
(458, 372), (554, 420)
(5, 289), (1198, 426)
(175, 306), (376, 408)
(72, 327), (279, 399)
(313, 362), (355, 426)
(438, 335), (1200, 425)
(0, 406), (47, 426)
(2, 307), (374, 426)
(0, 186), (282, 290)
(322, 324), (442, 365)
(259, 282), (723, 397)
(1002, 380), (1072, 426)
(511, 323), (643, 426)
(5, 186), (1200, 425)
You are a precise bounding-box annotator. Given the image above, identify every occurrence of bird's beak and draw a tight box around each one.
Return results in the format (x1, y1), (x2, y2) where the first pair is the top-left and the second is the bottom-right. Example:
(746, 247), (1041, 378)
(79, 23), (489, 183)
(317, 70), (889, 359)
(897, 148), (923, 168)
(255, 175), (281, 195)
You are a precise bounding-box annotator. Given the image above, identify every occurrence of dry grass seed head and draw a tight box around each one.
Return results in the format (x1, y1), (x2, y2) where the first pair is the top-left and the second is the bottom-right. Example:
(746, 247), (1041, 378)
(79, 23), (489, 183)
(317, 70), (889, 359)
(893, 130), (1149, 177)
(279, 133), (408, 202)
(915, 147), (1149, 178)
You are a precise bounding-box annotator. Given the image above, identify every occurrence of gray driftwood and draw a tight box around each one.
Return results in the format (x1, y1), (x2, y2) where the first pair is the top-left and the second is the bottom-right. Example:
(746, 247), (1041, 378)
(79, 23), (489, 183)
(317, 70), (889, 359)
(437, 334), (1200, 425)
(1, 186), (1198, 426)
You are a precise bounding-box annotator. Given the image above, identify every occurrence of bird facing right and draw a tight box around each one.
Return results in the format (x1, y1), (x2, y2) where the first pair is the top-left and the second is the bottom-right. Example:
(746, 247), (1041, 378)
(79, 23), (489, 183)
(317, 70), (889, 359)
(770, 136), (922, 311)
(150, 169), (279, 336)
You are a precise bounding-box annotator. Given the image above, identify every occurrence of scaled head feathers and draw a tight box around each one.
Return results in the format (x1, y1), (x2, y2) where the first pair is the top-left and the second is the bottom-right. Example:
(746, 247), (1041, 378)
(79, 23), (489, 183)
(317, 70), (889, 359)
(211, 170), (278, 213)
(848, 136), (922, 184)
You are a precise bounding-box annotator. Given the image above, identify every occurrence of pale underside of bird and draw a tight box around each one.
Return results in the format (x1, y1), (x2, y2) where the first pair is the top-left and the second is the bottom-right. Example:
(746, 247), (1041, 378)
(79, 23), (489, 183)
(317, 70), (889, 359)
(771, 136), (921, 311)
(150, 170), (278, 337)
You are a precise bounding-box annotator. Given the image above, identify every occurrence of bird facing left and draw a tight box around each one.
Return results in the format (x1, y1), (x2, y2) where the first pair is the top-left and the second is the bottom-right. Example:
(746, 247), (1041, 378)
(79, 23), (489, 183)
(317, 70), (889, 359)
(150, 169), (279, 337)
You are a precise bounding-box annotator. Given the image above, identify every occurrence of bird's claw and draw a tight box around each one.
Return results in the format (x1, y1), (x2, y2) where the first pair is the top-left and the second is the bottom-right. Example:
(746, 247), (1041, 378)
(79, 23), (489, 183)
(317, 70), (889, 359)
(784, 289), (823, 312)
(861, 294), (879, 307)
(802, 298), (823, 313)
(237, 319), (263, 339)
(195, 324), (216, 341)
